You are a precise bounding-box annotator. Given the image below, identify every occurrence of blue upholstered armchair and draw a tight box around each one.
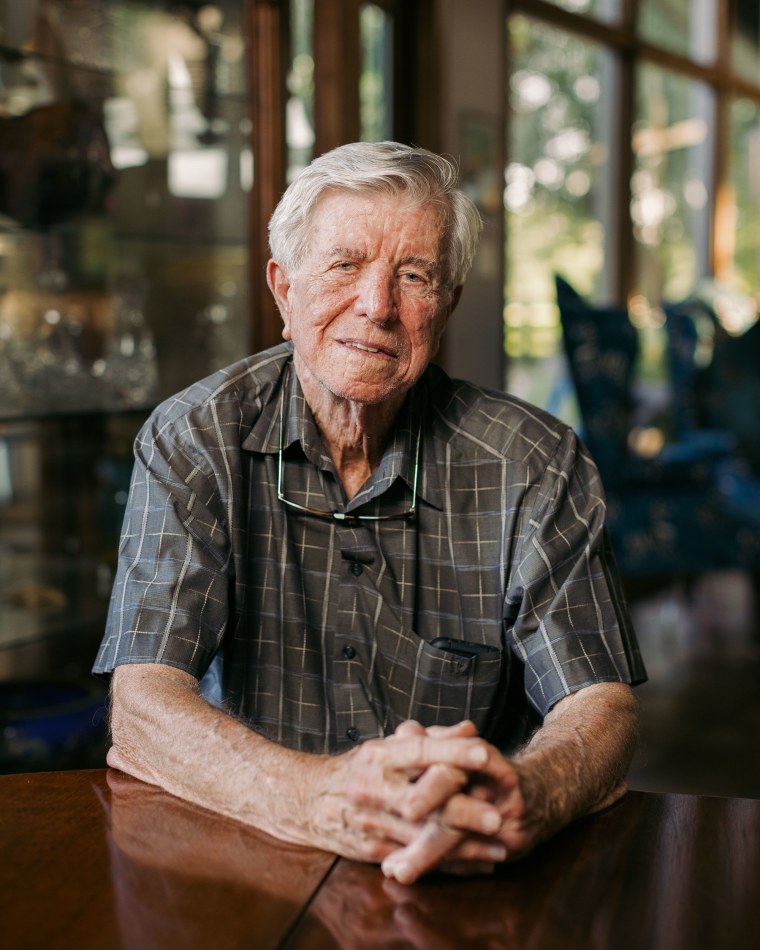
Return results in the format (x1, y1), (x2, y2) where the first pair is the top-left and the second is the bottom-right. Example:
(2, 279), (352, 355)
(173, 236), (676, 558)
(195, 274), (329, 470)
(555, 275), (760, 577)
(665, 295), (760, 471)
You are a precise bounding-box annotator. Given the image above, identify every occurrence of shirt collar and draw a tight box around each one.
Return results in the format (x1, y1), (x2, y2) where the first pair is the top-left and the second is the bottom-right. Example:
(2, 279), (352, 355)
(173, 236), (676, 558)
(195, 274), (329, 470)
(242, 356), (443, 511)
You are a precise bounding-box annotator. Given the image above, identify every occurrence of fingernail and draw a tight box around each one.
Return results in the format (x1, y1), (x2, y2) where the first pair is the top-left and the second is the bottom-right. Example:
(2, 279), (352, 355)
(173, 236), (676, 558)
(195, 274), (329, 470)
(486, 844), (508, 862)
(481, 810), (501, 833)
(468, 745), (487, 765)
(383, 859), (411, 883)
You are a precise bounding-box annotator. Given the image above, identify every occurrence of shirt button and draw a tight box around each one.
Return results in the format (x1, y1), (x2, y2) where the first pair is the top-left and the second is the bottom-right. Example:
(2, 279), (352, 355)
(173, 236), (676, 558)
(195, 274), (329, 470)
(350, 561), (363, 576)
(346, 727), (360, 742)
(342, 645), (356, 660)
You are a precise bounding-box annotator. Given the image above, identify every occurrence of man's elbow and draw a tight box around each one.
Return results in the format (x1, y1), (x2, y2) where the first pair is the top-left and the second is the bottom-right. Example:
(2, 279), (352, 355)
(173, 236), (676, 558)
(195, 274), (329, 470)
(105, 667), (147, 779)
(106, 663), (196, 783)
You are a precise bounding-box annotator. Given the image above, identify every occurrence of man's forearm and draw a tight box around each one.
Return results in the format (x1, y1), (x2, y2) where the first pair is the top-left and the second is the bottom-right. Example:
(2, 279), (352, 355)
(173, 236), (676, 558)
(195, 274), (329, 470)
(107, 663), (501, 865)
(108, 664), (321, 846)
(511, 681), (640, 842)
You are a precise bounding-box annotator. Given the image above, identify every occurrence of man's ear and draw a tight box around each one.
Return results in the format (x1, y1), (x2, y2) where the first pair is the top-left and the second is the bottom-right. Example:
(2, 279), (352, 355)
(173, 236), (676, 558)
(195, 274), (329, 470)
(266, 259), (292, 340)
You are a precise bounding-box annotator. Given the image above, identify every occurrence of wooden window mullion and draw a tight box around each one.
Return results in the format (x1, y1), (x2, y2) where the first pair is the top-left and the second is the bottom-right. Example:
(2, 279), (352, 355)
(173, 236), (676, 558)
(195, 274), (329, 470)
(247, 0), (289, 353)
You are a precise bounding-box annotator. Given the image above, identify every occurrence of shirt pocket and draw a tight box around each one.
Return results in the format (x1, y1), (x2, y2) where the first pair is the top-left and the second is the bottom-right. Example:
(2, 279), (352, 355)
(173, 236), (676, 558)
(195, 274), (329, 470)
(366, 628), (504, 736)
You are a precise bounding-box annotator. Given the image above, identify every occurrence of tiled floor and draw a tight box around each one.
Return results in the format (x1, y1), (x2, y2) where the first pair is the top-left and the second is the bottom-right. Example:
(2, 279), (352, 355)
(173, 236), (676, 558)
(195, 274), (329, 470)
(626, 571), (760, 800)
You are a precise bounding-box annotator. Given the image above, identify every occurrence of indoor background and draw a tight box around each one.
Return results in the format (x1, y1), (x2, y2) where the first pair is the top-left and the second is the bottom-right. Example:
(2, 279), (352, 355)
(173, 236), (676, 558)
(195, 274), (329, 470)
(1, 0), (758, 798)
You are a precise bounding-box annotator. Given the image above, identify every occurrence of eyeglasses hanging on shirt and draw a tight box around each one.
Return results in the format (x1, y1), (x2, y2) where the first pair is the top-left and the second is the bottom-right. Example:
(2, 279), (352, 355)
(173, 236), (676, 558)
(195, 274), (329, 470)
(276, 382), (420, 523)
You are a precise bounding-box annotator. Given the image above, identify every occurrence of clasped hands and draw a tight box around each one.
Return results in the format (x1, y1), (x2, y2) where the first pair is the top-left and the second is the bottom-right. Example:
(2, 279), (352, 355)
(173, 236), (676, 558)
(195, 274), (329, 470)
(315, 719), (540, 885)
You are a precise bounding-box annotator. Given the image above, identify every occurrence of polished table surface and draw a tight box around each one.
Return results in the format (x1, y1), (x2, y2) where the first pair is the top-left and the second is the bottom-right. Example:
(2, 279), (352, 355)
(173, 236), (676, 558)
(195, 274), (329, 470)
(1, 769), (758, 950)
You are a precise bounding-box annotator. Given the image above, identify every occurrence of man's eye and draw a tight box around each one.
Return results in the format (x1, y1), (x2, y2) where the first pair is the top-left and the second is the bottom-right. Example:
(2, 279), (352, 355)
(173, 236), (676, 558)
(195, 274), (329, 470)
(402, 272), (424, 283)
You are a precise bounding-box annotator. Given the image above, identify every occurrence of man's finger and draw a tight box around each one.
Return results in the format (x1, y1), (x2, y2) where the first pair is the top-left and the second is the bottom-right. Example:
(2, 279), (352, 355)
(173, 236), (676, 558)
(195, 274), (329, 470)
(438, 790), (503, 835)
(397, 762), (470, 820)
(392, 720), (425, 739)
(345, 734), (491, 812)
(381, 819), (465, 884)
(401, 768), (503, 836)
(423, 720), (477, 739)
(380, 811), (506, 885)
(382, 733), (493, 772)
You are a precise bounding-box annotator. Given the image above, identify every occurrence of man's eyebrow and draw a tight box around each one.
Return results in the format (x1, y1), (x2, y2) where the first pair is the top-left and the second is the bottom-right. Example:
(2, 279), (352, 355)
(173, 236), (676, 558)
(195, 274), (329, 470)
(399, 255), (440, 275)
(329, 246), (366, 260)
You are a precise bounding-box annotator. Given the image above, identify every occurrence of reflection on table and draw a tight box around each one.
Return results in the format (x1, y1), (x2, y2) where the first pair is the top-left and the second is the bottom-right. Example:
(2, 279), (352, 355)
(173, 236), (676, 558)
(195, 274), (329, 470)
(0, 768), (758, 949)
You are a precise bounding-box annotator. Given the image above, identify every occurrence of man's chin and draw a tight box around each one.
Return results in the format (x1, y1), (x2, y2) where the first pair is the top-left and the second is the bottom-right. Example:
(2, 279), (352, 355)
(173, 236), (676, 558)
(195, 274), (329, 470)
(314, 374), (411, 406)
(328, 382), (411, 408)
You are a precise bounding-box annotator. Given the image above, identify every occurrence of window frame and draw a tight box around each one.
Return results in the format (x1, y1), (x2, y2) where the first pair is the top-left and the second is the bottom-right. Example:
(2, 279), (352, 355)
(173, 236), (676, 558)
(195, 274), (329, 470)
(507, 0), (760, 302)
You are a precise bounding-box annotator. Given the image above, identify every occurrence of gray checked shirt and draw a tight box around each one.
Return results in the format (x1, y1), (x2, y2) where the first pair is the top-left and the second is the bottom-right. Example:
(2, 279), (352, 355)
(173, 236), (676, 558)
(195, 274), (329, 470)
(94, 342), (646, 754)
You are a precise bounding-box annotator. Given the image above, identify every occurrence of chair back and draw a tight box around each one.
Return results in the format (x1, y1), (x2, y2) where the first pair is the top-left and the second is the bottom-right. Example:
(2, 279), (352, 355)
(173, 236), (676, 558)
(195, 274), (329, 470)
(555, 275), (638, 474)
(665, 299), (760, 468)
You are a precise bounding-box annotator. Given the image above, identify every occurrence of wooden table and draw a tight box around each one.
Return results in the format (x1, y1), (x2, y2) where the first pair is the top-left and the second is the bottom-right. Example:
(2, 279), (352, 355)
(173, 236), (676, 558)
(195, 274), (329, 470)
(1, 769), (758, 950)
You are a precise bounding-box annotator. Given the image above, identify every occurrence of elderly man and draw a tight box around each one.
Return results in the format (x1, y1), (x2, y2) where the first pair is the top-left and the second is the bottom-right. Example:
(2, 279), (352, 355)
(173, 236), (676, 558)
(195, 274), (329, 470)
(94, 141), (645, 884)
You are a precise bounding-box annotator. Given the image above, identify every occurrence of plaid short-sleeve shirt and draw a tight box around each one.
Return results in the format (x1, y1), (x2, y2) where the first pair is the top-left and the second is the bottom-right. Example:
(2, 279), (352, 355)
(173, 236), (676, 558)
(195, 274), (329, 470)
(94, 342), (646, 753)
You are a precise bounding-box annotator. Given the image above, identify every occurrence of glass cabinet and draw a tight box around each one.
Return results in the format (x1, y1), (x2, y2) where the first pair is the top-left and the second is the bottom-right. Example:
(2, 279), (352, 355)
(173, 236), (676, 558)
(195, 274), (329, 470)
(0, 1), (251, 699)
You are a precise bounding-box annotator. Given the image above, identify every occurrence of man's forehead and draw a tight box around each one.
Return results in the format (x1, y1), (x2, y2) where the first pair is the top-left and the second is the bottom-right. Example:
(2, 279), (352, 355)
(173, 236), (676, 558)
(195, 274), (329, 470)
(312, 187), (445, 223)
(308, 189), (447, 246)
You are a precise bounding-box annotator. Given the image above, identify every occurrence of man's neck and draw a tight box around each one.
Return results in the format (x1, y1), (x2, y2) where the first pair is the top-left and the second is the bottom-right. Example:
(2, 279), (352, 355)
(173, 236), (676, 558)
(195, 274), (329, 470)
(294, 364), (407, 500)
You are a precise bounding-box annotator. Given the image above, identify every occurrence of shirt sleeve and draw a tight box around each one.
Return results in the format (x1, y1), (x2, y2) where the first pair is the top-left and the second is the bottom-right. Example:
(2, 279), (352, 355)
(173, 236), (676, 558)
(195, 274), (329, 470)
(92, 411), (234, 680)
(504, 427), (647, 717)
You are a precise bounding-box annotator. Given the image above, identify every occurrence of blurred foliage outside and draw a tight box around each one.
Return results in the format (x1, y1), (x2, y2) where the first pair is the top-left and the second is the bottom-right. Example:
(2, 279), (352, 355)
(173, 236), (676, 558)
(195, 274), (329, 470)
(505, 5), (760, 418)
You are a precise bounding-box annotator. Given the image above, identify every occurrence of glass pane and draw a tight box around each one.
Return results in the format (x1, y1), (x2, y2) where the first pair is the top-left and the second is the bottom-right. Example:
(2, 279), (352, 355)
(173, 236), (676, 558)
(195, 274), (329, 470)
(287, 0), (315, 179)
(632, 64), (713, 305)
(630, 64), (713, 407)
(0, 0), (250, 417)
(538, 0), (622, 26)
(732, 0), (760, 83)
(360, 3), (393, 141)
(505, 15), (617, 417)
(726, 97), (760, 295)
(638, 0), (718, 65)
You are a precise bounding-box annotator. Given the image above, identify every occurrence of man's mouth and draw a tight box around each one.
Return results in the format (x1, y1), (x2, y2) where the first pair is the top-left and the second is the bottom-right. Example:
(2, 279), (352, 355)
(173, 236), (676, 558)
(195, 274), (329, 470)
(344, 340), (394, 357)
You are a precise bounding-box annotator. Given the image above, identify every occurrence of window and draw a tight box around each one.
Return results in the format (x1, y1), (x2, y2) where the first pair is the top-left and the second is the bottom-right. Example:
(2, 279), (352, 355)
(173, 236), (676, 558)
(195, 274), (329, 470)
(732, 0), (760, 82)
(506, 15), (617, 414)
(638, 0), (718, 64)
(727, 96), (760, 294)
(286, 0), (407, 162)
(505, 0), (760, 414)
(541, 0), (623, 25)
(360, 3), (394, 141)
(632, 64), (714, 303)
(287, 0), (315, 180)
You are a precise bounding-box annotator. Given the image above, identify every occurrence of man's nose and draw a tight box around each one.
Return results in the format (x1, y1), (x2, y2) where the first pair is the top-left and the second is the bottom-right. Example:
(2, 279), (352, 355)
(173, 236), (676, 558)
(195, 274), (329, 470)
(355, 268), (397, 325)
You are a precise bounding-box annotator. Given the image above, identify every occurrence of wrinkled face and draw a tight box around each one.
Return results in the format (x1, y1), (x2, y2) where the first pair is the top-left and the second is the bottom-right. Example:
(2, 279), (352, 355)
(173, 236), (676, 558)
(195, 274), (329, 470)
(267, 190), (460, 408)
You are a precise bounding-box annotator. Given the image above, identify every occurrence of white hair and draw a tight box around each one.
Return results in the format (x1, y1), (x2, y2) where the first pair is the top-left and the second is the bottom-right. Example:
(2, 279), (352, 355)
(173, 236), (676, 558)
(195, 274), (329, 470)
(268, 141), (483, 288)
